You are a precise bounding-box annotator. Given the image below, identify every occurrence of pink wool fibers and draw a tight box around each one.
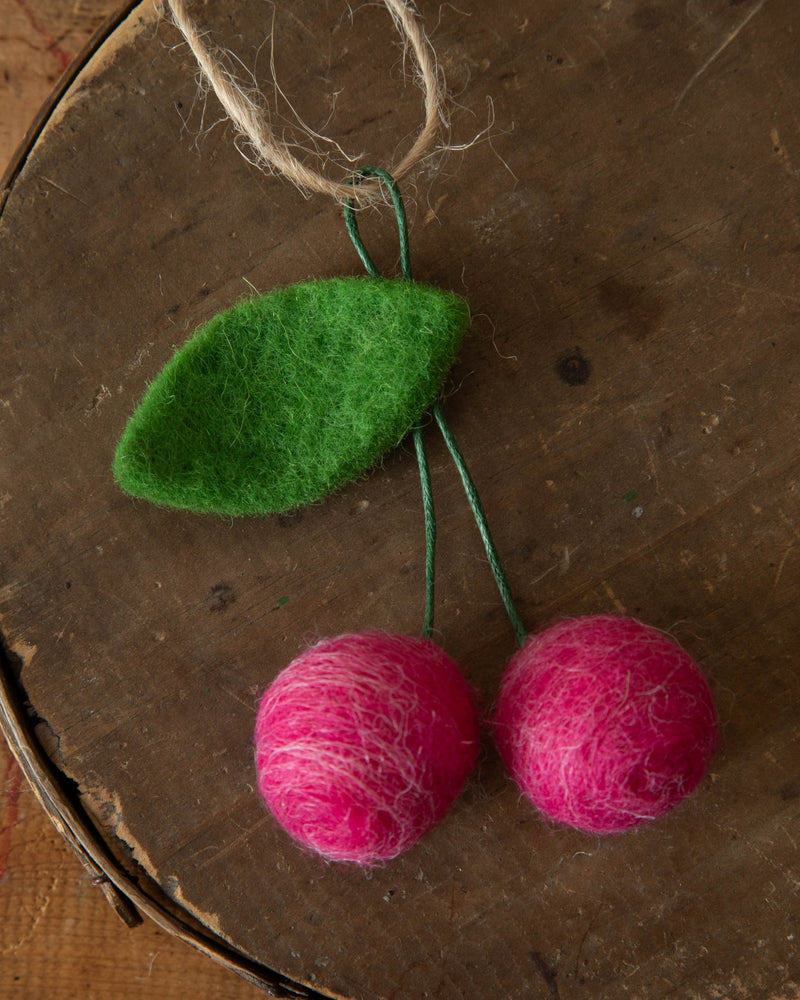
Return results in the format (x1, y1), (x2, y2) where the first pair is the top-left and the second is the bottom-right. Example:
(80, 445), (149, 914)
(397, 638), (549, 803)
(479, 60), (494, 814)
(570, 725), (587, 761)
(254, 632), (479, 864)
(494, 616), (718, 834)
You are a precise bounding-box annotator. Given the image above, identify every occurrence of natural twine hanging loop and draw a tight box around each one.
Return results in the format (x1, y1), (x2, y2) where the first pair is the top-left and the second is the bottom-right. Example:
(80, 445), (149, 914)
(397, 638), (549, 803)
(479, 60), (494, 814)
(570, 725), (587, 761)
(165, 0), (444, 203)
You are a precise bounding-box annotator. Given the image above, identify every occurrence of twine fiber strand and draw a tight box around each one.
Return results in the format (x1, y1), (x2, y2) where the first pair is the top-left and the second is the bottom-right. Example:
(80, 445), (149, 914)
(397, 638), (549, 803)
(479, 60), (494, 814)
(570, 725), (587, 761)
(165, 0), (444, 203)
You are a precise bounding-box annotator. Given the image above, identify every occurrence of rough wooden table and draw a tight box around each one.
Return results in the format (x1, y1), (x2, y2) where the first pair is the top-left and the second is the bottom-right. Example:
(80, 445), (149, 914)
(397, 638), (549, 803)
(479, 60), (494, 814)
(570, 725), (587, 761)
(2, 0), (799, 998)
(0, 1), (254, 996)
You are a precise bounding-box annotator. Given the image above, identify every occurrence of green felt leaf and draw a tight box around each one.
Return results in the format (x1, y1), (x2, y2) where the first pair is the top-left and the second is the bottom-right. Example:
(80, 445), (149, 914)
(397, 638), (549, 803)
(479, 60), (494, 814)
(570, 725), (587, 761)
(114, 277), (469, 515)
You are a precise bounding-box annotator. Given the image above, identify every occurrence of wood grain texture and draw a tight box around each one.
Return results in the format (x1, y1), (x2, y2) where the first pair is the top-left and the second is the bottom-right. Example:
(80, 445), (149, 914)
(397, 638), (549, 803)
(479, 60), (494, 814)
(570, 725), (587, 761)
(1, 0), (800, 998)
(0, 1), (257, 996)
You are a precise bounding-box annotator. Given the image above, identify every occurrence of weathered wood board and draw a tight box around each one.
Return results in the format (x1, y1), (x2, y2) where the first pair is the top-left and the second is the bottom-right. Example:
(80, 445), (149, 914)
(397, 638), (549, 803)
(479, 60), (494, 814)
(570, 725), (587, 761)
(1, 3), (263, 993)
(1, 1), (799, 997)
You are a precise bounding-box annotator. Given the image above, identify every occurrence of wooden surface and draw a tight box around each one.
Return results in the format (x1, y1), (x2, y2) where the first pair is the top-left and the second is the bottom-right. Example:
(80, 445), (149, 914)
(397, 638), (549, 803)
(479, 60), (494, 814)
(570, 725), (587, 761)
(0, 2), (255, 996)
(2, 1), (800, 998)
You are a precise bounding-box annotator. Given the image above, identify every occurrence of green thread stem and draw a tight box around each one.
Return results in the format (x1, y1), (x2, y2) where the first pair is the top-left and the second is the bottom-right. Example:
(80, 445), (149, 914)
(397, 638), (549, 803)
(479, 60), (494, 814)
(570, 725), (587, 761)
(343, 167), (434, 638)
(413, 425), (436, 638)
(433, 402), (527, 647)
(342, 168), (524, 644)
(343, 166), (412, 281)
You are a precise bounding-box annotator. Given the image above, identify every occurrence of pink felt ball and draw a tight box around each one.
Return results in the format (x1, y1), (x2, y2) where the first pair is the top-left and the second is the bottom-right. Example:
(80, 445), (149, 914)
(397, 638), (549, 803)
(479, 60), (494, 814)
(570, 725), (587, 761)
(254, 631), (479, 864)
(494, 615), (718, 834)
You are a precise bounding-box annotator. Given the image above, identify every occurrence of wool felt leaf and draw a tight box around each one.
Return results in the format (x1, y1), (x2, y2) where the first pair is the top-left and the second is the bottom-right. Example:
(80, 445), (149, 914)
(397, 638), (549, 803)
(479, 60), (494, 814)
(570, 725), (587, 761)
(114, 276), (470, 515)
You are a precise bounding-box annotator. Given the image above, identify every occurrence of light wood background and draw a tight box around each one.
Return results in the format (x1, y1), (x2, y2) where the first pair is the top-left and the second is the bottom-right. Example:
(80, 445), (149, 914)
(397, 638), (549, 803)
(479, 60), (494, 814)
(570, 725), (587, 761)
(1, 3), (255, 996)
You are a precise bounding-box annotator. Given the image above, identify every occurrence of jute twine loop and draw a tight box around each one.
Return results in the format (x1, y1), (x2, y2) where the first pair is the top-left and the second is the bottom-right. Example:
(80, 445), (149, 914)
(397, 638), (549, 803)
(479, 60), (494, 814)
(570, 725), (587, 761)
(165, 0), (444, 203)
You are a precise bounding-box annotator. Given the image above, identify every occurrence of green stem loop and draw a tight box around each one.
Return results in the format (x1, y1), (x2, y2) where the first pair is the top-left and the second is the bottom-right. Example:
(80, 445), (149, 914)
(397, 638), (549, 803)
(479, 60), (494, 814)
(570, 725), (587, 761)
(343, 166), (412, 281)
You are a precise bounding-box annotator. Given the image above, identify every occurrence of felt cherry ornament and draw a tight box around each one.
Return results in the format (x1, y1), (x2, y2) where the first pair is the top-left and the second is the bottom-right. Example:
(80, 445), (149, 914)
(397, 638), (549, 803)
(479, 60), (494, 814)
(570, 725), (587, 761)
(114, 150), (720, 863)
(493, 615), (719, 834)
(253, 632), (479, 865)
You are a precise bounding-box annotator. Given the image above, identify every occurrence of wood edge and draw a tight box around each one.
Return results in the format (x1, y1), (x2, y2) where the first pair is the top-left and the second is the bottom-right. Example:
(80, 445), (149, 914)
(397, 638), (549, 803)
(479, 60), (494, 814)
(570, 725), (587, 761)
(0, 647), (331, 1000)
(0, 5), (332, 995)
(0, 0), (144, 213)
